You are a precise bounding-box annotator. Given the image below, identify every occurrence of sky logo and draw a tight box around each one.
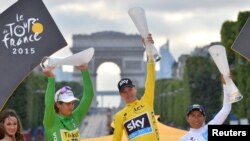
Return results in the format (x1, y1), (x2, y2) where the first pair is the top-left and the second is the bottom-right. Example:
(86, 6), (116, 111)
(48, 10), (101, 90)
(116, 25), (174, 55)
(119, 79), (128, 86)
(124, 113), (152, 139)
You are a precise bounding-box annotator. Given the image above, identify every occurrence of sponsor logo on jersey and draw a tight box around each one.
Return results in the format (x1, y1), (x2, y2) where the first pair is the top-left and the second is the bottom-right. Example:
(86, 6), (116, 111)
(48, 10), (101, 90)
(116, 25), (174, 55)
(60, 129), (80, 141)
(53, 132), (57, 141)
(124, 113), (152, 140)
(134, 105), (144, 112)
(189, 137), (196, 141)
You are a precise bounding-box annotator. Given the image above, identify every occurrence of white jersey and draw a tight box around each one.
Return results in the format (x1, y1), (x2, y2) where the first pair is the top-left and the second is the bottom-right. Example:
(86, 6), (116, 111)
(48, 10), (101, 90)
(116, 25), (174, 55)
(180, 125), (208, 141)
(180, 85), (231, 141)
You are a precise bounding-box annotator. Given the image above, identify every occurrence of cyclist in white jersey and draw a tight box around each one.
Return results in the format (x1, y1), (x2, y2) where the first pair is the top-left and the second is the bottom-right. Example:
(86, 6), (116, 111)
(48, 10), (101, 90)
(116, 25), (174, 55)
(180, 76), (232, 141)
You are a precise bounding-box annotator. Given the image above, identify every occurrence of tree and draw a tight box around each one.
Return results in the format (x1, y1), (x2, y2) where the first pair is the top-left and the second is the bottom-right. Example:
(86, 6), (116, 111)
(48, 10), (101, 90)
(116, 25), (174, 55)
(221, 11), (250, 120)
(184, 56), (221, 121)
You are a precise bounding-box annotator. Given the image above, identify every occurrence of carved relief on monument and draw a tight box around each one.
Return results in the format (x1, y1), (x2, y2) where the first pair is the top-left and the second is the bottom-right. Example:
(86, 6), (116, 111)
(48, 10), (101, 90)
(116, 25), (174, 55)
(124, 60), (142, 70)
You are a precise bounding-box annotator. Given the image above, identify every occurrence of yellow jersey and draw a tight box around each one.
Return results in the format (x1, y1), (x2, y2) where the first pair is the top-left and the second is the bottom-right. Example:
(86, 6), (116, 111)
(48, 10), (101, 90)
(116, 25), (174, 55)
(113, 61), (160, 141)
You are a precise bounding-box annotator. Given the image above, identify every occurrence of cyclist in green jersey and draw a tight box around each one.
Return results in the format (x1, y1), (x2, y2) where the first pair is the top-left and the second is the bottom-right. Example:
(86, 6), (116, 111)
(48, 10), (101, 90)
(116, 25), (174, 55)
(42, 64), (94, 141)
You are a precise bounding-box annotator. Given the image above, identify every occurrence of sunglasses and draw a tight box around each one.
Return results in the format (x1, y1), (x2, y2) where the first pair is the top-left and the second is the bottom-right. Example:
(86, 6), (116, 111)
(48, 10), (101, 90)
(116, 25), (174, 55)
(56, 86), (72, 102)
(59, 86), (72, 94)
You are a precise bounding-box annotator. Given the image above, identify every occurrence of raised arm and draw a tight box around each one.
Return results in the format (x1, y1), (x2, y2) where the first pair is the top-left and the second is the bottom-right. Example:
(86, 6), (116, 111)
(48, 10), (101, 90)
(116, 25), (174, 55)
(73, 64), (94, 123)
(208, 75), (232, 125)
(141, 34), (156, 106)
(43, 67), (56, 129)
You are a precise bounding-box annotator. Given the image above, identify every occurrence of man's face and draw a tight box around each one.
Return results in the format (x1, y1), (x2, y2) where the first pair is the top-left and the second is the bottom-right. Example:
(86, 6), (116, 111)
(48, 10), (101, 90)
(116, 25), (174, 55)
(120, 86), (137, 103)
(57, 101), (75, 116)
(186, 110), (206, 129)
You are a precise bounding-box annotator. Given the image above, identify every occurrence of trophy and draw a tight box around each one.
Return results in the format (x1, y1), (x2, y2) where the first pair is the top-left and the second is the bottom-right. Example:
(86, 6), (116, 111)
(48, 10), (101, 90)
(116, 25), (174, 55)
(40, 47), (94, 69)
(208, 44), (243, 103)
(128, 7), (161, 62)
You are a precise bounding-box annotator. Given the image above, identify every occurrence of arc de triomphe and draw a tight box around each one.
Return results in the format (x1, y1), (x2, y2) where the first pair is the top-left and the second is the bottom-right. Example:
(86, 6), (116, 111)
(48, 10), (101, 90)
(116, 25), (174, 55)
(71, 31), (146, 107)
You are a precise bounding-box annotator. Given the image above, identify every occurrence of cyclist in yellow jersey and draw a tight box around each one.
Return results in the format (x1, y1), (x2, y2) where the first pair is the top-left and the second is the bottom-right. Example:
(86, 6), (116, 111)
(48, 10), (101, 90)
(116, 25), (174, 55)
(113, 34), (160, 141)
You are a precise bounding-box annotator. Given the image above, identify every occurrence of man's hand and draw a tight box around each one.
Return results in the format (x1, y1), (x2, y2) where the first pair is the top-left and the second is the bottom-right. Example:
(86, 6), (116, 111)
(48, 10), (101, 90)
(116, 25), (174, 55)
(220, 73), (232, 84)
(142, 33), (154, 47)
(76, 64), (88, 71)
(43, 67), (55, 77)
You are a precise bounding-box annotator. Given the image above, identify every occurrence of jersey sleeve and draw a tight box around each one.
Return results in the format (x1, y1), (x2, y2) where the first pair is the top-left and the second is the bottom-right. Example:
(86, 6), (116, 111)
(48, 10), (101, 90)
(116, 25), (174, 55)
(43, 77), (56, 129)
(73, 70), (94, 123)
(179, 135), (186, 141)
(208, 85), (232, 125)
(112, 113), (124, 141)
(141, 56), (155, 106)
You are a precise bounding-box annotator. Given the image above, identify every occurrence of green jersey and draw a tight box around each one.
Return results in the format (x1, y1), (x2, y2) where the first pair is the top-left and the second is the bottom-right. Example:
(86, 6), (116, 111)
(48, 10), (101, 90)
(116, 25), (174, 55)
(43, 70), (94, 141)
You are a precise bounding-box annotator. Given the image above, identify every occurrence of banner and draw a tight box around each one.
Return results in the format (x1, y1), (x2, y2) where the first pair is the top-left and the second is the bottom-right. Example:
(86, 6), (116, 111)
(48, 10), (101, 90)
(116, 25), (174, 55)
(231, 17), (250, 61)
(0, 0), (67, 111)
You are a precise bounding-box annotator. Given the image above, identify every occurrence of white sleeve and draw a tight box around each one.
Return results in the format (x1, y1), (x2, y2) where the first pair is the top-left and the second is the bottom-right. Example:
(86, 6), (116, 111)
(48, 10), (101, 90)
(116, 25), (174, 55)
(208, 85), (232, 125)
(179, 133), (188, 141)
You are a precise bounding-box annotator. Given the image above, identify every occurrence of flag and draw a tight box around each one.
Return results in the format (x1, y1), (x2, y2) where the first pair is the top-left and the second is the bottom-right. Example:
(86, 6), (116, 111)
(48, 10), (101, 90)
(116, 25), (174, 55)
(231, 17), (250, 61)
(0, 0), (67, 111)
